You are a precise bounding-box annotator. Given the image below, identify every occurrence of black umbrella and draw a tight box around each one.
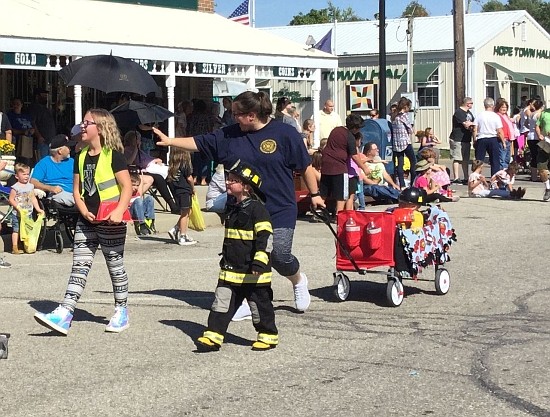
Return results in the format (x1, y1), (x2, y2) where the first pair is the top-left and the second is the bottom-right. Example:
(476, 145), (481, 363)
(111, 100), (174, 125)
(59, 54), (159, 96)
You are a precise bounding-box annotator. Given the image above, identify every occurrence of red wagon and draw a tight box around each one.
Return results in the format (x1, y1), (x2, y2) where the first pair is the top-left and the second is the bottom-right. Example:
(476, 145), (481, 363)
(316, 207), (456, 307)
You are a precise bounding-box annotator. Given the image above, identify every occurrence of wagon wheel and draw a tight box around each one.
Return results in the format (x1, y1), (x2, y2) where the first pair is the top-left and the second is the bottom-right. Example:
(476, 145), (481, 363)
(333, 272), (350, 301)
(434, 268), (450, 295)
(54, 230), (64, 254)
(386, 279), (404, 307)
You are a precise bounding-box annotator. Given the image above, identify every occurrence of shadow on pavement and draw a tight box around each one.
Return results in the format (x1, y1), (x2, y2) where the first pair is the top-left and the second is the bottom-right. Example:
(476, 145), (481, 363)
(131, 289), (214, 309)
(310, 280), (427, 307)
(160, 319), (251, 350)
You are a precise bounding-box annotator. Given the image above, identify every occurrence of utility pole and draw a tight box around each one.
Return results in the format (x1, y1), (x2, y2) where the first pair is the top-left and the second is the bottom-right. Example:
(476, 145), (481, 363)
(453, 0), (466, 107)
(378, 0), (387, 118)
(406, 15), (414, 93)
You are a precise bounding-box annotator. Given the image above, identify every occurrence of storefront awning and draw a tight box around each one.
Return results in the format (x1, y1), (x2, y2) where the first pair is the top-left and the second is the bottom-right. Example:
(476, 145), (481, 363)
(485, 62), (525, 82)
(399, 63), (440, 83)
(520, 73), (550, 86)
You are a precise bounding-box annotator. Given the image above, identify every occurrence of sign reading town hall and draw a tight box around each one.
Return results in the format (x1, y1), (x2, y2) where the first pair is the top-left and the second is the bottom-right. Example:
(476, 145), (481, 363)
(493, 45), (550, 59)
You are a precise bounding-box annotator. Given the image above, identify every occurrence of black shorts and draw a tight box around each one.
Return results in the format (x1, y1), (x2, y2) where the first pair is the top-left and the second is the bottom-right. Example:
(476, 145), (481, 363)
(175, 193), (191, 210)
(320, 173), (357, 201)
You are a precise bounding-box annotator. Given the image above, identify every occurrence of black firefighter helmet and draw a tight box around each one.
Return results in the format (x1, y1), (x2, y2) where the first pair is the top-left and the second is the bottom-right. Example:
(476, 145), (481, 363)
(226, 160), (266, 203)
(398, 187), (424, 205)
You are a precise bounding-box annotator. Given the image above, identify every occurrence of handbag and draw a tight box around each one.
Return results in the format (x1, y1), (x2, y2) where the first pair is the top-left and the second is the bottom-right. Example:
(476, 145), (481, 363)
(16, 135), (34, 159)
(19, 211), (44, 253)
(188, 194), (206, 231)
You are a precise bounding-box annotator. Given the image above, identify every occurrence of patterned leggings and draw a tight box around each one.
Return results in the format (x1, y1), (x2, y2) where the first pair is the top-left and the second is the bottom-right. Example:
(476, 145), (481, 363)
(61, 219), (128, 313)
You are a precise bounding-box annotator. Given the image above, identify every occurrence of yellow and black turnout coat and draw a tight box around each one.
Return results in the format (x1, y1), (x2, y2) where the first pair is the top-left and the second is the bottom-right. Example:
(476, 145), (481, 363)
(219, 198), (272, 285)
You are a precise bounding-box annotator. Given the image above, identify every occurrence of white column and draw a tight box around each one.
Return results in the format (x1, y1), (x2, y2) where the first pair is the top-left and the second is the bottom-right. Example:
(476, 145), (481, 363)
(165, 61), (176, 138)
(246, 65), (256, 91)
(312, 68), (322, 149)
(74, 85), (82, 126)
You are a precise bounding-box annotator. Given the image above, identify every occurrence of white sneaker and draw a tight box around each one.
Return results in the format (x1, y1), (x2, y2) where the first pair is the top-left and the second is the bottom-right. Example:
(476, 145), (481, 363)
(168, 225), (179, 242)
(178, 234), (197, 246)
(0, 258), (11, 269)
(232, 302), (252, 321)
(293, 273), (311, 312)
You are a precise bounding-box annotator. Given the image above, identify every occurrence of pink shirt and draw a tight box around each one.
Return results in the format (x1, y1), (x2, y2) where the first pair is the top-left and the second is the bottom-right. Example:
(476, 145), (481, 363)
(413, 175), (429, 190)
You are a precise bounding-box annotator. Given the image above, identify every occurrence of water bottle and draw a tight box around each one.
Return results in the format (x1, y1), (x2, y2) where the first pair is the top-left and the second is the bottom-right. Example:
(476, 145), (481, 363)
(344, 216), (361, 249)
(366, 218), (382, 250)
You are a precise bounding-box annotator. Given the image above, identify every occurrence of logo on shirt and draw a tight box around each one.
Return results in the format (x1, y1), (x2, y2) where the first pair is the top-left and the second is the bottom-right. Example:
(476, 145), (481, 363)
(260, 139), (277, 154)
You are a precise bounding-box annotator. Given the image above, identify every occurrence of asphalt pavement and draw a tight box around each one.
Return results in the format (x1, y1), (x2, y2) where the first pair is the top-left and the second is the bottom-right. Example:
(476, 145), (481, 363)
(0, 172), (549, 417)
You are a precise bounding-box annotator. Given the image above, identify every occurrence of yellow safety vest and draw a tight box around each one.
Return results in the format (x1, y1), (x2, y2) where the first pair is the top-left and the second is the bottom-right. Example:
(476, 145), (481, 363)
(78, 146), (120, 202)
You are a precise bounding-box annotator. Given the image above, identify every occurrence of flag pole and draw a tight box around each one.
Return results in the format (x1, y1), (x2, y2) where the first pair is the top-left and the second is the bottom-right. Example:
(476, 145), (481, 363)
(332, 19), (338, 111)
(251, 0), (255, 28)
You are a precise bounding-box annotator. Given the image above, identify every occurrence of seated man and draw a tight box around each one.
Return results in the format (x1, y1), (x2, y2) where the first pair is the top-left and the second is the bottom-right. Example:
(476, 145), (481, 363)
(30, 134), (75, 206)
(362, 141), (400, 204)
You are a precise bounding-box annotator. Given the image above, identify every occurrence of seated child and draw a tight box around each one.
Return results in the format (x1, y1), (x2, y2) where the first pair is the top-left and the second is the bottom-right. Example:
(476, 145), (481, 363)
(392, 187), (424, 231)
(129, 172), (156, 235)
(418, 148), (451, 191)
(413, 160), (459, 203)
(197, 161), (278, 352)
(468, 160), (525, 199)
(490, 161), (525, 199)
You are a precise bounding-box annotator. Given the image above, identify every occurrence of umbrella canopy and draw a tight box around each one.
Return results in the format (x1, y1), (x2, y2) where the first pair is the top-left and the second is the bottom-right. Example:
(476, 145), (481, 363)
(213, 80), (257, 97)
(59, 54), (159, 96)
(111, 100), (174, 128)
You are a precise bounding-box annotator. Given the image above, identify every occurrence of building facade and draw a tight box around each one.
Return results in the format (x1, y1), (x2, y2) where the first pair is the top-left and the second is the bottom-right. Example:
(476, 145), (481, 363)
(263, 11), (550, 145)
(0, 0), (336, 140)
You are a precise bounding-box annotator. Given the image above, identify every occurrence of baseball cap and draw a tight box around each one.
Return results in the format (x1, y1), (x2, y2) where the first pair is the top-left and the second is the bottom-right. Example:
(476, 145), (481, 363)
(50, 134), (76, 149)
(70, 124), (82, 137)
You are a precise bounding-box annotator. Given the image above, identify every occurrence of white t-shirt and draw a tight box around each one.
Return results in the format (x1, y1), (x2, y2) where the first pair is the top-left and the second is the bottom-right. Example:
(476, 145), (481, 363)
(318, 110), (343, 139)
(468, 172), (488, 196)
(476, 110), (503, 138)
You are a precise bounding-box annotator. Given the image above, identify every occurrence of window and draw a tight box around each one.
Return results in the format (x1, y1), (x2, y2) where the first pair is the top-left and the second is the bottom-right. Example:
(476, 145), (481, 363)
(416, 69), (439, 107)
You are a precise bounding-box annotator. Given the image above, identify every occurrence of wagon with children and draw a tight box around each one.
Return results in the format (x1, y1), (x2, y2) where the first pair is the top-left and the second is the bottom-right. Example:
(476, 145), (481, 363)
(314, 187), (457, 306)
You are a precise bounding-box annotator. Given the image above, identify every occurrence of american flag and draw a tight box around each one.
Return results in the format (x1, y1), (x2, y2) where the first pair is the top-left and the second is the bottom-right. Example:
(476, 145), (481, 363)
(228, 0), (250, 25)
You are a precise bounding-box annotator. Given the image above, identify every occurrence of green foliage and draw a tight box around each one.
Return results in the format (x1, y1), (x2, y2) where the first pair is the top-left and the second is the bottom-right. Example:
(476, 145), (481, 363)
(401, 1), (430, 17)
(481, 0), (550, 33)
(481, 0), (506, 12)
(289, 0), (364, 25)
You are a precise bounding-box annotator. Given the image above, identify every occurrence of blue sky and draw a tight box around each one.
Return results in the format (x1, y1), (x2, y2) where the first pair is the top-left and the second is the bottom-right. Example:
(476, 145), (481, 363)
(216, 1), (483, 27)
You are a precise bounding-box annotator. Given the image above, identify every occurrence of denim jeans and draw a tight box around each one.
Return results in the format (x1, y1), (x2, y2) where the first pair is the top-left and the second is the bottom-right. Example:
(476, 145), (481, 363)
(394, 144), (417, 188)
(356, 181), (365, 209)
(205, 192), (227, 214)
(363, 185), (400, 203)
(475, 137), (500, 176)
(130, 195), (155, 221)
(499, 140), (511, 170)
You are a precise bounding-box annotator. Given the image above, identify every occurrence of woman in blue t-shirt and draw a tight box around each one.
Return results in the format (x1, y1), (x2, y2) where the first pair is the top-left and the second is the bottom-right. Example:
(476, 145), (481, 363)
(153, 91), (323, 313)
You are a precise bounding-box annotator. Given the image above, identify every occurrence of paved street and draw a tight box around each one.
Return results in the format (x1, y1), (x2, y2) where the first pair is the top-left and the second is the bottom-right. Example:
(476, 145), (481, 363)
(1, 175), (549, 417)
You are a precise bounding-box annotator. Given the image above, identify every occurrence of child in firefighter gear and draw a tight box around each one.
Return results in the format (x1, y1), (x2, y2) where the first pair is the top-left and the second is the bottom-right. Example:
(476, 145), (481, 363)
(197, 161), (278, 351)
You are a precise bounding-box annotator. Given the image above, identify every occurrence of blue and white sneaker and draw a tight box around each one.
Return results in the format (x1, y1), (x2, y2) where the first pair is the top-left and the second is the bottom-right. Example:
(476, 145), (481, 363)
(34, 305), (73, 335)
(105, 306), (129, 333)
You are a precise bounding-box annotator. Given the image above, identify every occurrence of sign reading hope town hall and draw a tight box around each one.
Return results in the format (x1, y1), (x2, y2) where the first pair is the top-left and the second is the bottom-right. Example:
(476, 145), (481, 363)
(494, 46), (550, 59)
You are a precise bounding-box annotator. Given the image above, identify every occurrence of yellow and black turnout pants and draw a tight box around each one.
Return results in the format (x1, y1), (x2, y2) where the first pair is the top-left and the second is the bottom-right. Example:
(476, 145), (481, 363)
(202, 281), (278, 347)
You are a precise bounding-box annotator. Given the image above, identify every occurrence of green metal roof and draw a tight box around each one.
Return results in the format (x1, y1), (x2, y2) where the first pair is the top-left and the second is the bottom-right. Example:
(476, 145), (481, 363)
(520, 72), (550, 86)
(399, 63), (440, 83)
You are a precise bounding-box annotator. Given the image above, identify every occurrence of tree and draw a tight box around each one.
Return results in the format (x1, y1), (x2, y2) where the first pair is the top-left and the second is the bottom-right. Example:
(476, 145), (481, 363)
(289, 1), (364, 25)
(481, 0), (506, 12)
(480, 0), (550, 34)
(401, 1), (430, 18)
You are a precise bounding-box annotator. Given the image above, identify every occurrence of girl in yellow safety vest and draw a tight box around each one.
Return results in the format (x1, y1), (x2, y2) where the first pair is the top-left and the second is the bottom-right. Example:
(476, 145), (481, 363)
(33, 109), (132, 336)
